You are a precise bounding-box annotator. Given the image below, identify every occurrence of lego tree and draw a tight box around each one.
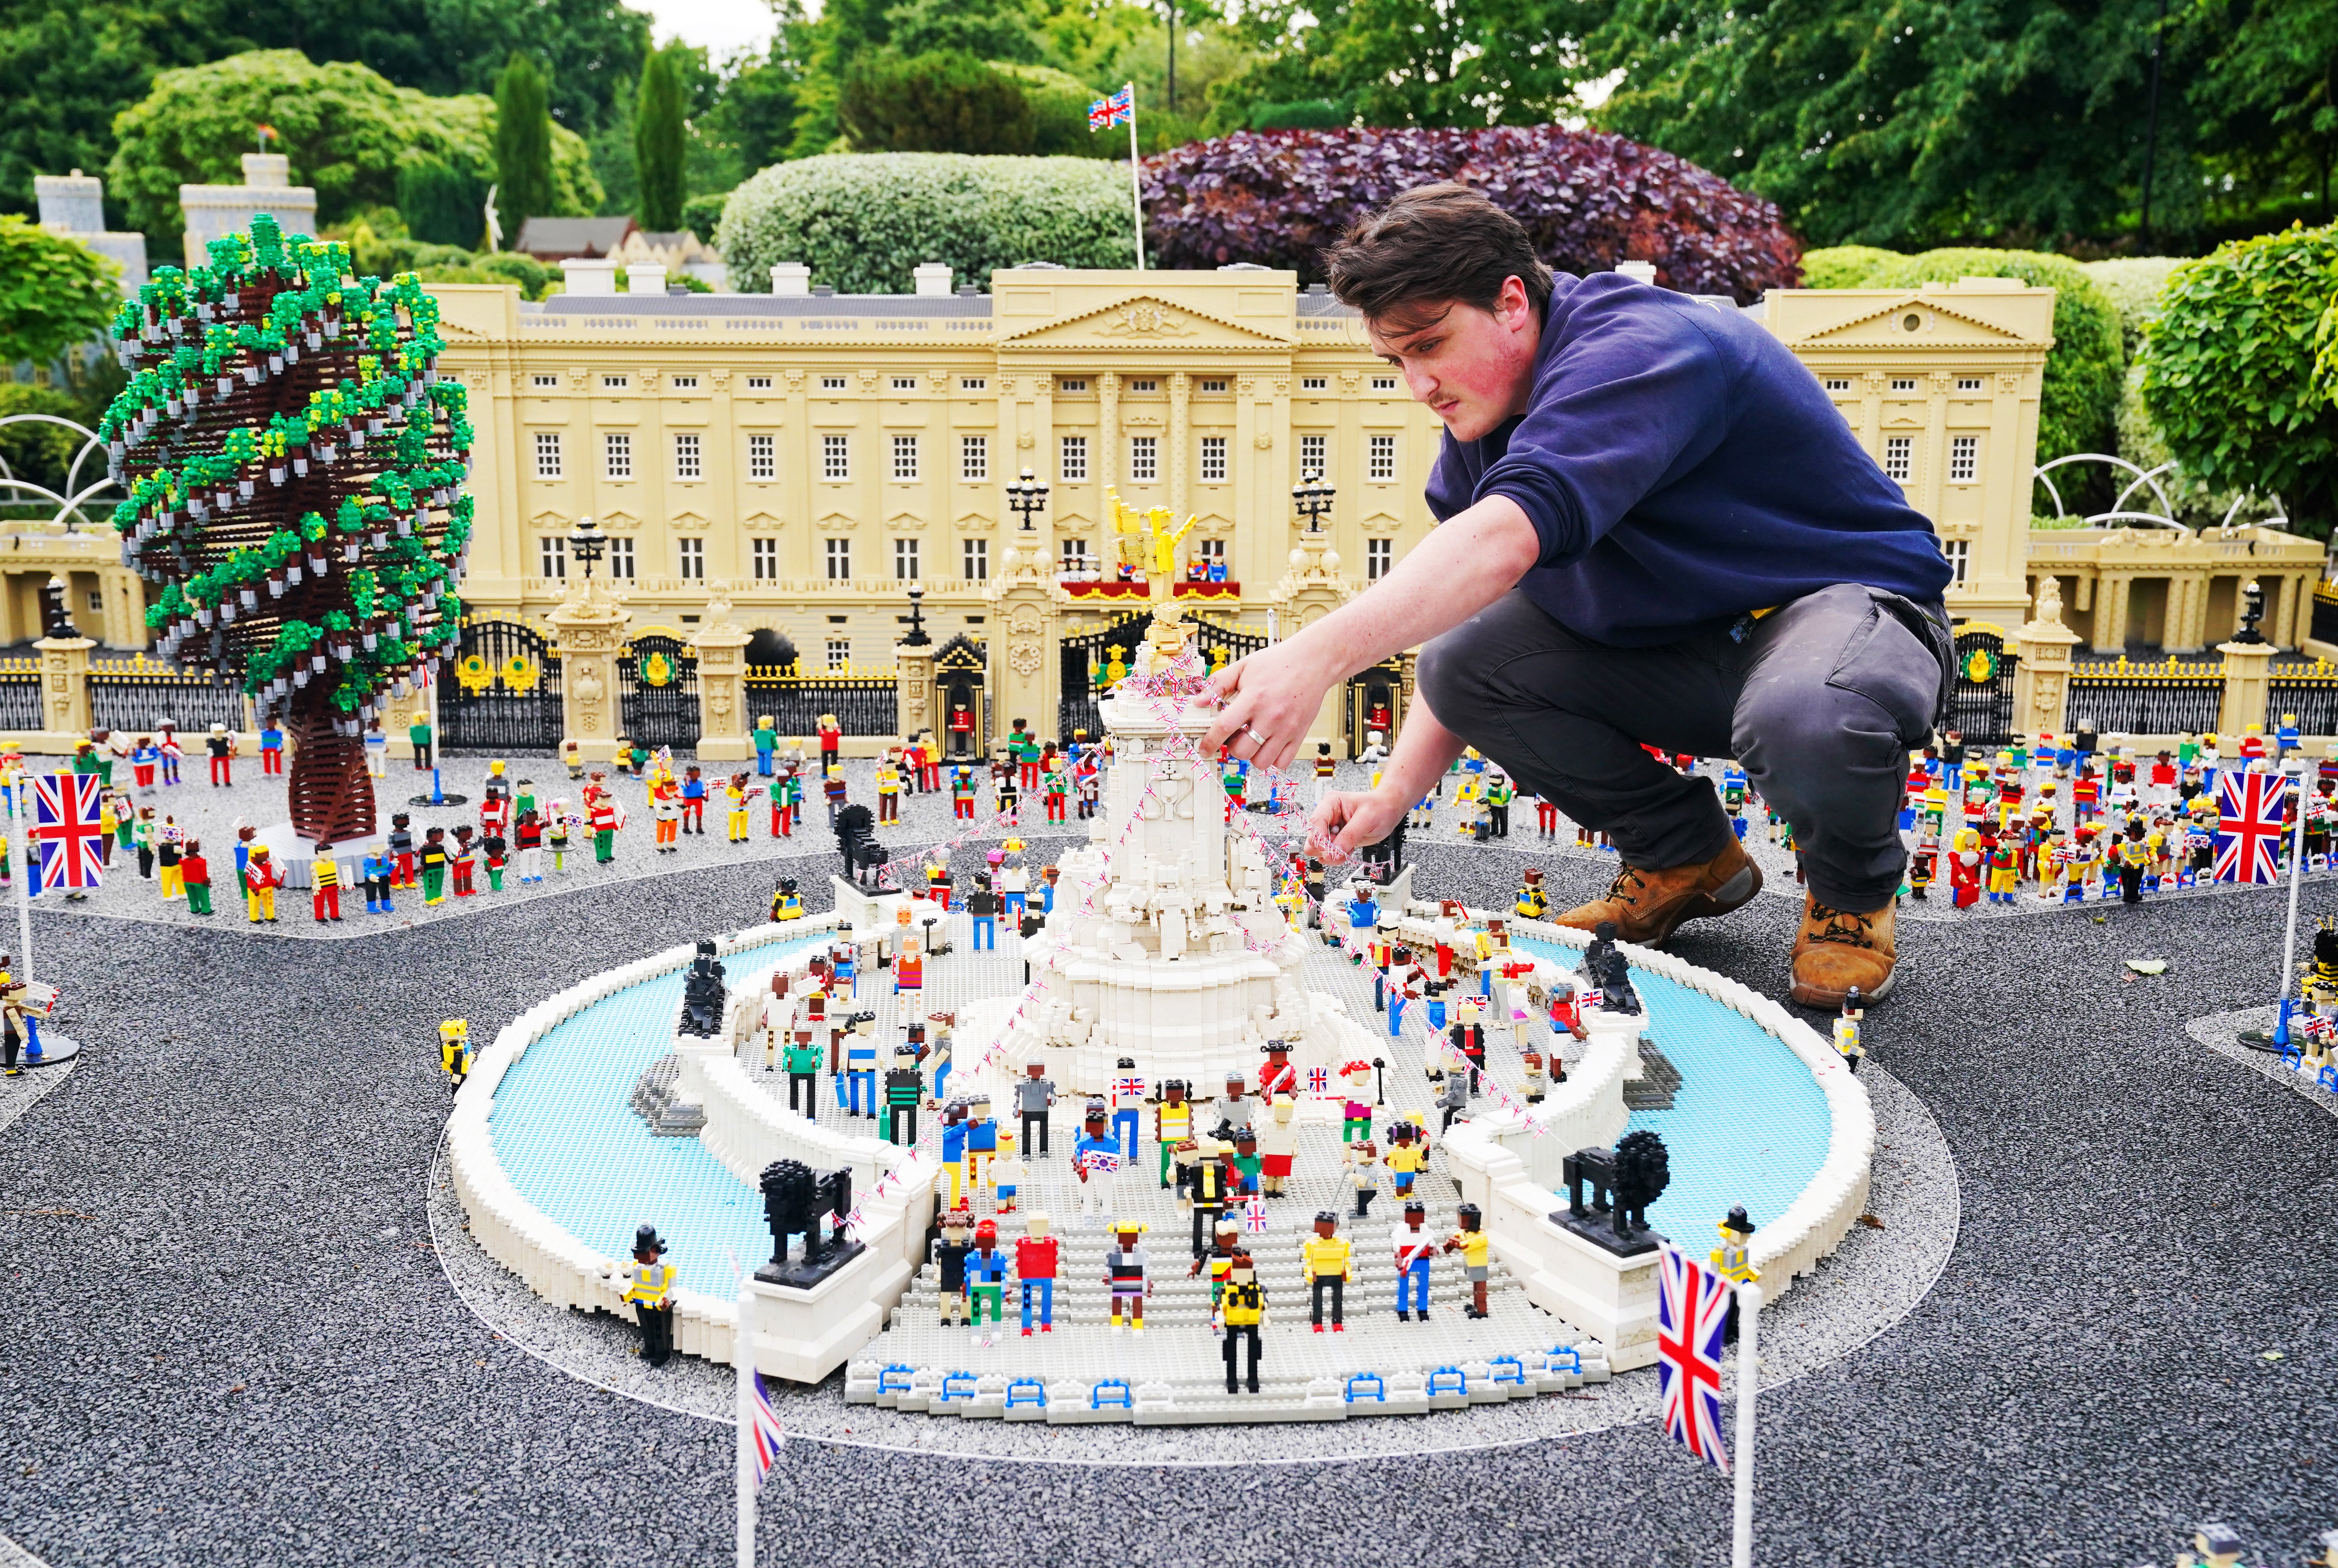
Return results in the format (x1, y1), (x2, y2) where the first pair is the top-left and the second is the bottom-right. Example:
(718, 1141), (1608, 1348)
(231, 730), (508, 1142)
(98, 214), (470, 848)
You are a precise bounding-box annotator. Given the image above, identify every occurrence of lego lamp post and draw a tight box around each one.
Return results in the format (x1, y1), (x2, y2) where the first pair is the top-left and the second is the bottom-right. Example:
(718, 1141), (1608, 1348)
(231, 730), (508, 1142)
(569, 514), (606, 581)
(1292, 469), (1335, 534)
(101, 215), (470, 848)
(38, 574), (73, 639)
(903, 582), (930, 648)
(2233, 578), (2268, 645)
(1006, 469), (1049, 535)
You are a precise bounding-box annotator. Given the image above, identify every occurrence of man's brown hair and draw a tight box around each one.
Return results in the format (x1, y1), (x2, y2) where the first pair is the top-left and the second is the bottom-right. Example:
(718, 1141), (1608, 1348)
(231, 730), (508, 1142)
(1323, 182), (1554, 333)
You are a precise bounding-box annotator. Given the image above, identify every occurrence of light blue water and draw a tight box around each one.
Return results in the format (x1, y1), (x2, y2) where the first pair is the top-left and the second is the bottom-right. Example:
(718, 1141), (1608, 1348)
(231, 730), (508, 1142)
(1516, 937), (1835, 1241)
(487, 936), (826, 1298)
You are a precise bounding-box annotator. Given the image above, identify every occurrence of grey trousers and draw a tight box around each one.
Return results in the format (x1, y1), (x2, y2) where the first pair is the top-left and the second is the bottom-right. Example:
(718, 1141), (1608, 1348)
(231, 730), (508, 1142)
(1416, 583), (1953, 911)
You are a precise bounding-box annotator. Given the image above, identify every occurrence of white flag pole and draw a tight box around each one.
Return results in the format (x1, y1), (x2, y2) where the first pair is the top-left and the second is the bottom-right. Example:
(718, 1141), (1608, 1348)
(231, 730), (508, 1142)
(736, 1278), (757, 1568)
(11, 779), (32, 976)
(1124, 83), (1146, 271)
(2280, 755), (2307, 1002)
(1732, 1279), (1763, 1568)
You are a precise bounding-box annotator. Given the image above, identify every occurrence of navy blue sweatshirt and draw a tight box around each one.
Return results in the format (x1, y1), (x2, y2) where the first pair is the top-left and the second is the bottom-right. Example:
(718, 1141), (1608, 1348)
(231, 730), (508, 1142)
(1425, 272), (1953, 647)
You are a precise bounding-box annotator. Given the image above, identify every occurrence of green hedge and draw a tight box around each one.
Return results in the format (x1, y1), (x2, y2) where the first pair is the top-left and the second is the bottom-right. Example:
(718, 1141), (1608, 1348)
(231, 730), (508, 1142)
(2080, 257), (2187, 358)
(2140, 223), (2338, 537)
(717, 153), (1136, 294)
(1797, 245), (1901, 289)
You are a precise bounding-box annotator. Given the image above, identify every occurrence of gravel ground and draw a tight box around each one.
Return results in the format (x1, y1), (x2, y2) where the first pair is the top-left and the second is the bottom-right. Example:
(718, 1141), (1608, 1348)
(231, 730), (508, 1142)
(3, 832), (2334, 1566)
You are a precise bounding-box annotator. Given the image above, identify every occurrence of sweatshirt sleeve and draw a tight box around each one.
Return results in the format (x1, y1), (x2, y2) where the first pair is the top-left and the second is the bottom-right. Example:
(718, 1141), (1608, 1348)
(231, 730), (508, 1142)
(1478, 285), (1735, 568)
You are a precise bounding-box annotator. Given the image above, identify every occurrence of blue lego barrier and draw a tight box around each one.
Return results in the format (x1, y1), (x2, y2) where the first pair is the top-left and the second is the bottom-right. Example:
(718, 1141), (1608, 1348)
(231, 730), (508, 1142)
(877, 1363), (915, 1394)
(1545, 1345), (1582, 1375)
(1427, 1365), (1467, 1397)
(1344, 1372), (1386, 1403)
(1006, 1376), (1046, 1410)
(939, 1369), (977, 1403)
(1489, 1354), (1526, 1386)
(1091, 1377), (1133, 1410)
(2320, 1065), (2338, 1092)
(2279, 1040), (2304, 1067)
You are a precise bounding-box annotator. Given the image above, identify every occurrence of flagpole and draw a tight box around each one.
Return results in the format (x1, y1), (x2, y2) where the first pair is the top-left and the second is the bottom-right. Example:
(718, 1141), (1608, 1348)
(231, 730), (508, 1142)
(1732, 1280), (1763, 1568)
(10, 782), (30, 976)
(1125, 82), (1146, 270)
(736, 1278), (757, 1568)
(2280, 755), (2307, 1005)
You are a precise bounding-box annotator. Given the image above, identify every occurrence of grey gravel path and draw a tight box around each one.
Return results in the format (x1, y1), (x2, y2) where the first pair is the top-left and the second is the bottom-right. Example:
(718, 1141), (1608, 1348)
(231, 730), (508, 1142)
(2, 839), (2333, 1567)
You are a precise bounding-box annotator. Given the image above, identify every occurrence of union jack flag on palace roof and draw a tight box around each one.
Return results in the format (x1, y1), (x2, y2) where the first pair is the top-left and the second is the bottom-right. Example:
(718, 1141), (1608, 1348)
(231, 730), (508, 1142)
(1655, 1242), (1734, 1474)
(1089, 84), (1134, 131)
(2213, 769), (2289, 886)
(30, 773), (105, 892)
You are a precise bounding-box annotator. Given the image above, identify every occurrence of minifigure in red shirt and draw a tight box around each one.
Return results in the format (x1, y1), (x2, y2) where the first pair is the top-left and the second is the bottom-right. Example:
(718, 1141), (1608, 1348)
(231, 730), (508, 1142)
(1015, 1212), (1059, 1335)
(817, 712), (842, 771)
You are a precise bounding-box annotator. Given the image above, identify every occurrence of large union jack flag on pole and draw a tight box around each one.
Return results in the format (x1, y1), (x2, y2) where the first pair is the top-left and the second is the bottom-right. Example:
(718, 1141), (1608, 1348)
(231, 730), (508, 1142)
(30, 773), (104, 891)
(2213, 769), (2288, 885)
(1088, 84), (1134, 130)
(1655, 1242), (1734, 1474)
(749, 1369), (786, 1490)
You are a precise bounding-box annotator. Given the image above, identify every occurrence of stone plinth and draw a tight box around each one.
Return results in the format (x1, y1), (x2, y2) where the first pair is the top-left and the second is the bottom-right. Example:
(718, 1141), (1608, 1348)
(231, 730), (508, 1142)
(546, 577), (629, 763)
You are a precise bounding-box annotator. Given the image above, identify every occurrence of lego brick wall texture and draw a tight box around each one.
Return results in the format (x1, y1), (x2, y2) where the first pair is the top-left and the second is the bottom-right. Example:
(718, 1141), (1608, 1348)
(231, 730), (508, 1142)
(2, 847), (2334, 1566)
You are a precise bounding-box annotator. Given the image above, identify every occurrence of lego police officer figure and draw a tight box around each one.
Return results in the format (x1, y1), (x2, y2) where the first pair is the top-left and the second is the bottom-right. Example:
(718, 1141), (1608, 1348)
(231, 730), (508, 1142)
(1219, 1250), (1266, 1393)
(606, 1225), (677, 1367)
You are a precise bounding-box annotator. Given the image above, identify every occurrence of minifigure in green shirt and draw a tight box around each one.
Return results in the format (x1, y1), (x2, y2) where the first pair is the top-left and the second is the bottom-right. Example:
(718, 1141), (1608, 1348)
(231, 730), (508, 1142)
(409, 715), (434, 771)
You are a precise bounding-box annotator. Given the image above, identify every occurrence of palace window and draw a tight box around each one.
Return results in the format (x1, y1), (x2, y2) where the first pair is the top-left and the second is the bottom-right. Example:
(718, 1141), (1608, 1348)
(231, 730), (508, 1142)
(603, 432), (632, 479)
(960, 376), (987, 392)
(601, 374), (628, 390)
(961, 434), (989, 481)
(1200, 379), (1227, 393)
(826, 638), (851, 670)
(1889, 377), (1917, 392)
(824, 537), (851, 579)
(1956, 376), (1983, 392)
(677, 537), (704, 579)
(1369, 433), (1396, 481)
(1060, 538), (1090, 573)
(1300, 376), (1328, 391)
(1060, 435), (1089, 481)
(1949, 435), (1979, 483)
(533, 431), (563, 479)
(892, 376), (918, 392)
(608, 537), (635, 579)
(1129, 436), (1158, 482)
(747, 434), (775, 481)
(1299, 433), (1327, 477)
(531, 373), (558, 389)
(672, 375), (698, 390)
(752, 537), (779, 581)
(822, 434), (850, 481)
(1367, 537), (1393, 581)
(820, 375), (847, 391)
(1883, 436), (1913, 482)
(962, 537), (989, 582)
(894, 537), (920, 581)
(746, 375), (773, 390)
(672, 432), (702, 480)
(892, 434), (919, 481)
(1200, 435), (1227, 482)
(1371, 375), (1398, 392)
(539, 535), (566, 579)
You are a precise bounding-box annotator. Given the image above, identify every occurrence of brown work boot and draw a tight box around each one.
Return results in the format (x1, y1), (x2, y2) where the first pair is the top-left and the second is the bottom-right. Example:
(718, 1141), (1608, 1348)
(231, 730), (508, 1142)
(1789, 895), (1899, 1008)
(1551, 839), (1762, 947)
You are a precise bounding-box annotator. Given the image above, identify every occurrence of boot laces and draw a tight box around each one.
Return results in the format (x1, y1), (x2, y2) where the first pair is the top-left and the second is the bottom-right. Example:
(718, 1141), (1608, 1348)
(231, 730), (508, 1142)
(1603, 865), (1650, 907)
(1806, 902), (1878, 947)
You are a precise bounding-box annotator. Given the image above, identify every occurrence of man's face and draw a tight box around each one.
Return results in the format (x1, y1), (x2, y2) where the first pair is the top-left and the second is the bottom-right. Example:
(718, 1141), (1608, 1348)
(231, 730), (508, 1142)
(1365, 277), (1541, 443)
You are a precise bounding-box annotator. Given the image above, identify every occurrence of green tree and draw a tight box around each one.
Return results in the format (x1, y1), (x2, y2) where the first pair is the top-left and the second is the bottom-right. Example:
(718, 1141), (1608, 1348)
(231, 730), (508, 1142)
(634, 45), (690, 231)
(1576, 0), (2205, 248)
(886, 0), (1043, 63)
(2140, 223), (2338, 537)
(837, 50), (1037, 154)
(0, 0), (650, 219)
(0, 216), (118, 366)
(709, 49), (807, 176)
(105, 51), (599, 239)
(2189, 0), (2338, 227)
(396, 158), (489, 247)
(1218, 0), (1572, 129)
(494, 53), (555, 229)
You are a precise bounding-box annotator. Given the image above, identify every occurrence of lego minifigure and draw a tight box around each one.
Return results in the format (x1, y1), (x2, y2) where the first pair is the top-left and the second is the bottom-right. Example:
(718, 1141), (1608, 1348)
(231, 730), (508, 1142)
(1303, 1211), (1353, 1332)
(310, 848), (343, 922)
(1153, 1079), (1193, 1187)
(966, 872), (999, 951)
(964, 1219), (1009, 1338)
(438, 1019), (471, 1094)
(1514, 866), (1548, 919)
(1218, 1250), (1266, 1393)
(1189, 1214), (1241, 1300)
(603, 1224), (677, 1367)
(1383, 1121), (1427, 1201)
(206, 722), (234, 785)
(1334, 1060), (1374, 1143)
(1449, 992), (1489, 1093)
(650, 775), (680, 853)
(179, 838), (212, 916)
(1110, 1058), (1145, 1161)
(450, 824), (480, 897)
(938, 1099), (970, 1209)
(1103, 1220), (1151, 1331)
(2174, 1523), (2249, 1568)
(1073, 1099), (1122, 1228)
(1833, 989), (1866, 1073)
(1444, 1202), (1491, 1318)
(1393, 1199), (1436, 1320)
(241, 843), (282, 923)
(931, 1207), (974, 1328)
(883, 1045), (922, 1143)
(1344, 1137), (1379, 1218)
(843, 1013), (882, 1118)
(752, 715), (778, 777)
(586, 782), (621, 864)
(1180, 1133), (1234, 1256)
(359, 843), (393, 914)
(1227, 1127), (1263, 1196)
(1218, 1070), (1253, 1133)
(770, 876), (803, 922)
(1015, 1212), (1058, 1334)
(1013, 1058), (1057, 1154)
(1520, 1047), (1552, 1102)
(989, 1130), (1026, 1213)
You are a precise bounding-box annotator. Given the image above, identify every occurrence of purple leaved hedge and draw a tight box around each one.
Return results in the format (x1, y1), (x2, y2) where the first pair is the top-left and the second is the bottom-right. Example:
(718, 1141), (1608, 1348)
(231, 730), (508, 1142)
(1144, 125), (1801, 303)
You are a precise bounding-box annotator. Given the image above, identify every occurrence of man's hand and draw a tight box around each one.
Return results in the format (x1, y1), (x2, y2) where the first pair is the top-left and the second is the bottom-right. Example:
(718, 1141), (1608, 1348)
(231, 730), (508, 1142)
(1308, 787), (1409, 865)
(1198, 641), (1341, 772)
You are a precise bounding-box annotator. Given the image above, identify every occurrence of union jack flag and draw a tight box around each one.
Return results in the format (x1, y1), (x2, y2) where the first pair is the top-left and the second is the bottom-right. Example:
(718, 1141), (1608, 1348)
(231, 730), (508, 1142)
(1655, 1242), (1734, 1474)
(2214, 770), (2289, 884)
(1078, 1146), (1122, 1174)
(30, 773), (104, 891)
(1088, 84), (1134, 131)
(1306, 1066), (1330, 1095)
(750, 1369), (786, 1488)
(1113, 1075), (1146, 1105)
(1242, 1196), (1268, 1233)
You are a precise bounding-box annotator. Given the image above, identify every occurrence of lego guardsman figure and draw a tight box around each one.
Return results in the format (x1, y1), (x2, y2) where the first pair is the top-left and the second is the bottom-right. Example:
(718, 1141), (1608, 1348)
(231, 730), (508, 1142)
(438, 1019), (471, 1094)
(603, 1225), (676, 1367)
(1219, 1250), (1266, 1394)
(1103, 1220), (1151, 1332)
(1514, 866), (1547, 919)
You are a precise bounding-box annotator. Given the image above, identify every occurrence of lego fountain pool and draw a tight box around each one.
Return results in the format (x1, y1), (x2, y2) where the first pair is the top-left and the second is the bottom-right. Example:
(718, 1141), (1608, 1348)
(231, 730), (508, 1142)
(461, 909), (1868, 1398)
